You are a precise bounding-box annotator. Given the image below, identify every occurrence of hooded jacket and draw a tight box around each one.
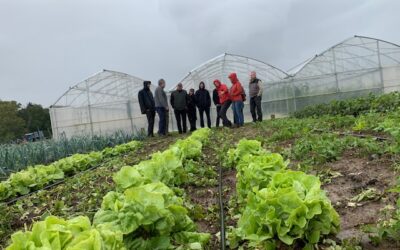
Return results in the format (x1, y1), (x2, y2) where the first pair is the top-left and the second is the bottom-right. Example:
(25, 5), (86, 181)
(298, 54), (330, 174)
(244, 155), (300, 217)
(228, 73), (244, 102)
(212, 89), (220, 106)
(195, 84), (211, 109)
(138, 82), (155, 114)
(213, 79), (230, 104)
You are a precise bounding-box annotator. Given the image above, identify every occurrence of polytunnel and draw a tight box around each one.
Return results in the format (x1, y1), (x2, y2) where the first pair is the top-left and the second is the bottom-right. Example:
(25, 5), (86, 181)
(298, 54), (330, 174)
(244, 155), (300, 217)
(270, 35), (400, 115)
(50, 70), (152, 139)
(169, 53), (289, 125)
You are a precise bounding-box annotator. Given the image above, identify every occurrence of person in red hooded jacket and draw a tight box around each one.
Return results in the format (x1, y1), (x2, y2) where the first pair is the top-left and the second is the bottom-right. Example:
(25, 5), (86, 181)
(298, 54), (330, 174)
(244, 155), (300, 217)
(228, 72), (245, 127)
(213, 79), (232, 127)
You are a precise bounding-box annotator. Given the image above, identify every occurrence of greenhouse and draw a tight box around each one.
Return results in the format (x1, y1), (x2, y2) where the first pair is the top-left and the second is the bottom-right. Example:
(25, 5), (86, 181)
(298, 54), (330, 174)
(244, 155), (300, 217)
(266, 35), (400, 117)
(170, 53), (289, 124)
(49, 70), (151, 139)
(50, 36), (400, 139)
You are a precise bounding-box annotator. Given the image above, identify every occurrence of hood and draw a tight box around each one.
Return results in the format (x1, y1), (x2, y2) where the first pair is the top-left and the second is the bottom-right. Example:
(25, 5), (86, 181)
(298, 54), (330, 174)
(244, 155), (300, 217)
(213, 79), (221, 87)
(199, 82), (206, 90)
(228, 73), (239, 84)
(143, 81), (151, 90)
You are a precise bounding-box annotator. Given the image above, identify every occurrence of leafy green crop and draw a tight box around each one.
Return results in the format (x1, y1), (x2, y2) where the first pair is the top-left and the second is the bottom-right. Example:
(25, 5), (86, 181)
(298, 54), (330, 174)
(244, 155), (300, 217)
(94, 182), (209, 249)
(292, 92), (400, 118)
(0, 141), (141, 201)
(6, 215), (125, 250)
(0, 130), (145, 178)
(228, 139), (340, 249)
(5, 128), (211, 249)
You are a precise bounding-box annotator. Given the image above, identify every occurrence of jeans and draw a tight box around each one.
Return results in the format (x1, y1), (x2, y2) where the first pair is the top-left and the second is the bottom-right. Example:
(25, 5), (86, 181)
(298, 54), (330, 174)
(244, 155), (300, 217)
(232, 101), (244, 126)
(219, 100), (232, 127)
(250, 96), (263, 122)
(198, 107), (211, 128)
(174, 109), (187, 133)
(156, 107), (167, 135)
(215, 105), (221, 127)
(145, 110), (155, 136)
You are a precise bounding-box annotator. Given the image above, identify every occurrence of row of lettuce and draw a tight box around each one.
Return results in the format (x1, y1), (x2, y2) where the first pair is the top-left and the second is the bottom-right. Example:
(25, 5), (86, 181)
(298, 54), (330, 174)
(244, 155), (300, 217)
(226, 139), (340, 249)
(0, 141), (143, 202)
(6, 128), (211, 250)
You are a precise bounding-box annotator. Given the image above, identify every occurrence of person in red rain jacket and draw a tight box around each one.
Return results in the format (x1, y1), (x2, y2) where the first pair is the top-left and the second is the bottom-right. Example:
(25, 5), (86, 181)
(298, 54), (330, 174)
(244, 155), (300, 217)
(213, 79), (232, 127)
(228, 72), (245, 127)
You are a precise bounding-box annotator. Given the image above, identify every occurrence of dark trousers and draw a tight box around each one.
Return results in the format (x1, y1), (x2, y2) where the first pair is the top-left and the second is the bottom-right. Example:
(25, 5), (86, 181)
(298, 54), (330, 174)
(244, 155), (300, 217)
(250, 96), (263, 122)
(156, 107), (166, 135)
(219, 100), (232, 127)
(187, 109), (197, 131)
(215, 105), (221, 127)
(145, 110), (155, 136)
(174, 109), (187, 133)
(198, 107), (211, 128)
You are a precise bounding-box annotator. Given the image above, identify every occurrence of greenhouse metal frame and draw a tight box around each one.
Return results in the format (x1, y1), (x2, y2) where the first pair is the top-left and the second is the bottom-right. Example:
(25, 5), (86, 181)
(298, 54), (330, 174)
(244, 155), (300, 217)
(263, 35), (400, 117)
(50, 35), (400, 139)
(50, 70), (152, 139)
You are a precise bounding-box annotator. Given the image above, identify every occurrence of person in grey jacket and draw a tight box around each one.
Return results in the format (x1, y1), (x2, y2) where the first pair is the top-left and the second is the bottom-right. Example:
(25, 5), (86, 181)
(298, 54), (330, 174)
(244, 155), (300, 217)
(154, 79), (169, 135)
(170, 83), (188, 134)
(249, 71), (263, 122)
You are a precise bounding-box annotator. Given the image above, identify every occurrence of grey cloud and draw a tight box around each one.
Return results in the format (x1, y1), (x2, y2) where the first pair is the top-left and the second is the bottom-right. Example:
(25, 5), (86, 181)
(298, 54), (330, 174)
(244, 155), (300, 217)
(0, 0), (399, 106)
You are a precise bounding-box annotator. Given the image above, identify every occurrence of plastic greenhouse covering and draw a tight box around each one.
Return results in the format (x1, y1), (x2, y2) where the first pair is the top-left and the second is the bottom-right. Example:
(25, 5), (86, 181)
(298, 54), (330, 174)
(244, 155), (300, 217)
(50, 36), (400, 138)
(50, 70), (152, 139)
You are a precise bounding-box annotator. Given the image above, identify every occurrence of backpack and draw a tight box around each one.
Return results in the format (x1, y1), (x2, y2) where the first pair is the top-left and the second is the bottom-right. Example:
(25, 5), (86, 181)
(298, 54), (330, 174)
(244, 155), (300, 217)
(241, 86), (247, 102)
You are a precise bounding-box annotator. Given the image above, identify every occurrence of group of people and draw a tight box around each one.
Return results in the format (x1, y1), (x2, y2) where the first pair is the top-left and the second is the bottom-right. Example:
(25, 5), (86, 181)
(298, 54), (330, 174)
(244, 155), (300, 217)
(138, 71), (263, 136)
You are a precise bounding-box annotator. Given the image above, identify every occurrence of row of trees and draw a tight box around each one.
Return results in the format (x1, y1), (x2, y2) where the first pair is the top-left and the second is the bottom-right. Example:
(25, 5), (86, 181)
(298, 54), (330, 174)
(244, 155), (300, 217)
(0, 101), (51, 143)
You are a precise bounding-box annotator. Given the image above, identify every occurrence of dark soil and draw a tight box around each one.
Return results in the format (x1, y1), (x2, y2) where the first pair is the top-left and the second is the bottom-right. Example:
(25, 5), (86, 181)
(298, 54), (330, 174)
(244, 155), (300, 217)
(323, 151), (399, 249)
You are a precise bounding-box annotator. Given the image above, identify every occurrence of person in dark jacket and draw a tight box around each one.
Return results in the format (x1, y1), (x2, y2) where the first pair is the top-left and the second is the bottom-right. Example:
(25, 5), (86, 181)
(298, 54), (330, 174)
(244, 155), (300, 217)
(187, 88), (197, 131)
(212, 88), (221, 127)
(195, 81), (211, 128)
(170, 83), (188, 134)
(138, 81), (155, 136)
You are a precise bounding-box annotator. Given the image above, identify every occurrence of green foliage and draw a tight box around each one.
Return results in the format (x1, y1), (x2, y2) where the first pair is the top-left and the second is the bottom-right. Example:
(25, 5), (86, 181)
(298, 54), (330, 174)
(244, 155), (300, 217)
(237, 153), (288, 204)
(366, 178), (400, 245)
(292, 92), (400, 118)
(6, 215), (125, 250)
(0, 131), (145, 178)
(113, 149), (185, 190)
(94, 182), (209, 249)
(226, 139), (265, 168)
(292, 134), (346, 165)
(0, 101), (26, 144)
(17, 103), (51, 137)
(228, 139), (340, 248)
(232, 171), (340, 248)
(0, 141), (142, 201)
(4, 128), (212, 249)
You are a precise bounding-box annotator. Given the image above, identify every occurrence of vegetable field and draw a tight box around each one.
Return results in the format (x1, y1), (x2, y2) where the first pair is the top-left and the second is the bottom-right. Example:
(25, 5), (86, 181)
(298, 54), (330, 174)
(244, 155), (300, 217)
(1, 93), (400, 249)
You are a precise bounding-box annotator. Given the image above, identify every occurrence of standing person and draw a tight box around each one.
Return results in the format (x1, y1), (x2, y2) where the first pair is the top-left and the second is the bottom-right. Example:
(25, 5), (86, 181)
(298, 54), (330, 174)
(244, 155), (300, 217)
(249, 71), (263, 122)
(170, 83), (188, 134)
(138, 81), (155, 137)
(212, 86), (221, 127)
(195, 81), (212, 128)
(154, 79), (169, 136)
(229, 72), (244, 127)
(187, 88), (197, 131)
(213, 79), (232, 127)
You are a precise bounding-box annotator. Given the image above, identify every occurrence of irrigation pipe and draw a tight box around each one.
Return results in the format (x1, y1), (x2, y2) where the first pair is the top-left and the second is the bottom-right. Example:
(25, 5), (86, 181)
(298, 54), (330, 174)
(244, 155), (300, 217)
(218, 164), (226, 250)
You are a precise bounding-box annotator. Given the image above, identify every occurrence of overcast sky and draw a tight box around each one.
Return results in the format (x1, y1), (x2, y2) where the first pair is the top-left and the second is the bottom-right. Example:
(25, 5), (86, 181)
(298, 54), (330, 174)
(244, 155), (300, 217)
(1, 0), (399, 107)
